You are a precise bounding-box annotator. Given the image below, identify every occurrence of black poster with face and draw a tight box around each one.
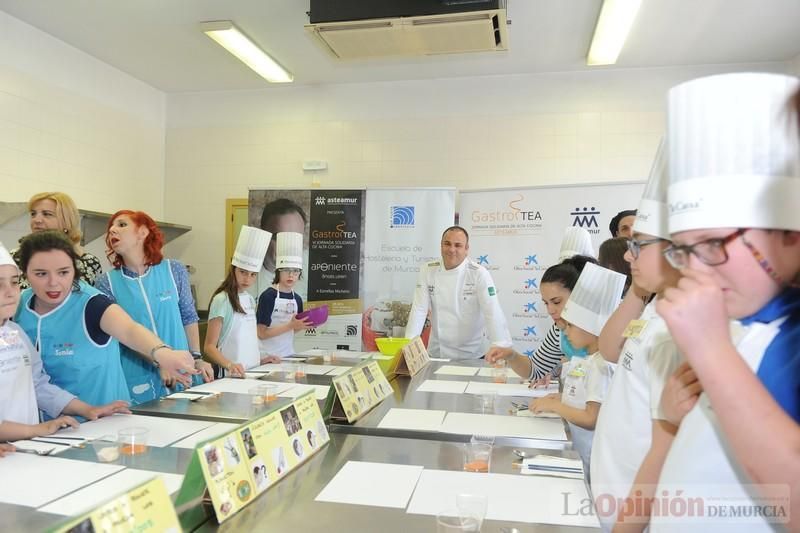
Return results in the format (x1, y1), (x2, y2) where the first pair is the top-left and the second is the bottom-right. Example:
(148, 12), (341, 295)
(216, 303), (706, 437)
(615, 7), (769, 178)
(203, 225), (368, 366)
(307, 190), (364, 312)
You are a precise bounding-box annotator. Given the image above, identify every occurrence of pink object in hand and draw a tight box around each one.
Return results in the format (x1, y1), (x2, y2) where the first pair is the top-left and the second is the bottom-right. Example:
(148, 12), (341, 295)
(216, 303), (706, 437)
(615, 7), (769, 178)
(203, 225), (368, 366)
(296, 304), (329, 327)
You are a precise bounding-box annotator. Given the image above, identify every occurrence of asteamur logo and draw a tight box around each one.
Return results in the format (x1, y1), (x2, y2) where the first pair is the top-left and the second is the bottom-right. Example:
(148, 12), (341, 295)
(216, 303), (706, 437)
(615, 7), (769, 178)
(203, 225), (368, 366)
(571, 207), (600, 234)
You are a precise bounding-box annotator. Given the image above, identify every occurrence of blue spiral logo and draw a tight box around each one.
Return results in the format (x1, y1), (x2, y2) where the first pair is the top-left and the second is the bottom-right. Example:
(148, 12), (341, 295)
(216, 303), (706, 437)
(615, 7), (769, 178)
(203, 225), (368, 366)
(391, 206), (415, 227)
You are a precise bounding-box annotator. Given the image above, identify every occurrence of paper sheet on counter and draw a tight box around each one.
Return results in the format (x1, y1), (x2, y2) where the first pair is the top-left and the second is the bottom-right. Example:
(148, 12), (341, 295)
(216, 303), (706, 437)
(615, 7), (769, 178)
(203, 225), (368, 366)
(38, 469), (184, 516)
(406, 469), (599, 528)
(434, 365), (479, 377)
(170, 422), (242, 449)
(54, 414), (217, 447)
(315, 461), (424, 509)
(191, 377), (293, 395)
(464, 381), (558, 398)
(428, 358), (451, 362)
(415, 380), (469, 394)
(0, 453), (124, 508)
(475, 367), (518, 378)
(248, 363), (339, 375)
(439, 412), (567, 441)
(377, 408), (447, 432)
(279, 384), (331, 401)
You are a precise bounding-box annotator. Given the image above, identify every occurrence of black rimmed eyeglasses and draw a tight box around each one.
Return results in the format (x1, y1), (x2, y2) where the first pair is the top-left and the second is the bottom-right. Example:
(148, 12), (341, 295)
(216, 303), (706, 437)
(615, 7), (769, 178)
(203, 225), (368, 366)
(662, 229), (747, 269)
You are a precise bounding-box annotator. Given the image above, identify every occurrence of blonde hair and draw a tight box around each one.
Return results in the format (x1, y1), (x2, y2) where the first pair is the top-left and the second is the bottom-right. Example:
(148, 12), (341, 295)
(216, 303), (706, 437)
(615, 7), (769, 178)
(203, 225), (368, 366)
(28, 192), (83, 251)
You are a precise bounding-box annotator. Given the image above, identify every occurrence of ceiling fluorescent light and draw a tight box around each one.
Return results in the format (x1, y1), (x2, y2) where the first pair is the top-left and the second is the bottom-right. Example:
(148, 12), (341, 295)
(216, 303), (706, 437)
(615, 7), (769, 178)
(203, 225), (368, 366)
(201, 21), (293, 83)
(586, 0), (642, 66)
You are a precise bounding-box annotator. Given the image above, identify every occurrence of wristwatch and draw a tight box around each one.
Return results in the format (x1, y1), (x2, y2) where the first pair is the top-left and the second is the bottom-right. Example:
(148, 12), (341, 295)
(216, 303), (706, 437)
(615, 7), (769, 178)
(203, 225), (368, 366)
(190, 350), (203, 360)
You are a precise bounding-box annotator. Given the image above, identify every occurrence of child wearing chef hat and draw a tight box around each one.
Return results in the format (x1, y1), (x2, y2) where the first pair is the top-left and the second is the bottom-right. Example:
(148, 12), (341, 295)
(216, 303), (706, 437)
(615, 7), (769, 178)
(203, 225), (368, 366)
(205, 226), (281, 376)
(257, 232), (312, 358)
(529, 262), (626, 474)
(652, 72), (800, 531)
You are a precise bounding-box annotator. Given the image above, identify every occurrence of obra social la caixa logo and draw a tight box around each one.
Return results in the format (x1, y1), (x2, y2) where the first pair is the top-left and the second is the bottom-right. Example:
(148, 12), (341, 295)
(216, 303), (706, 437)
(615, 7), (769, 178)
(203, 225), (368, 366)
(512, 301), (549, 320)
(513, 277), (540, 296)
(512, 325), (540, 343)
(514, 253), (546, 272)
(571, 206), (601, 234)
(476, 254), (499, 271)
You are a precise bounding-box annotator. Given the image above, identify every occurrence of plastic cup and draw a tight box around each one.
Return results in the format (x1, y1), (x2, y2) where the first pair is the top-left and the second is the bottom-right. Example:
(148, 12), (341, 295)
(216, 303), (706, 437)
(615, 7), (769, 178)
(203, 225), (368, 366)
(463, 442), (492, 473)
(91, 435), (120, 463)
(118, 427), (148, 455)
(264, 383), (279, 402)
(249, 385), (268, 405)
(436, 509), (480, 532)
(284, 364), (296, 382)
(477, 391), (496, 414)
(491, 366), (507, 384)
(456, 494), (488, 530)
(295, 363), (306, 379)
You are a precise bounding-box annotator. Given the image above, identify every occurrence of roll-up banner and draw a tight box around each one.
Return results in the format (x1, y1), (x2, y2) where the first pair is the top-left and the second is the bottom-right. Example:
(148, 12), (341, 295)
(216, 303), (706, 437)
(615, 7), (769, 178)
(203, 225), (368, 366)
(458, 182), (644, 356)
(249, 188), (455, 352)
(361, 188), (456, 350)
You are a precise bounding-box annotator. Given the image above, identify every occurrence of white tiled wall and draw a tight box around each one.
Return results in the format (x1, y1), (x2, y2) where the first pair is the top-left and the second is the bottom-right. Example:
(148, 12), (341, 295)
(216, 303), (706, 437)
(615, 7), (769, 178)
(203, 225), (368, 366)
(0, 10), (166, 221)
(164, 62), (790, 308)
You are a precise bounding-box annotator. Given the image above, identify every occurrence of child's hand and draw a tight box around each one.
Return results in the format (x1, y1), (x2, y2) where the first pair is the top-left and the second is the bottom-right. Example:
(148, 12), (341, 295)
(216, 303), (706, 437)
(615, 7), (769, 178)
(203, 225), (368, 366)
(0, 443), (15, 457)
(195, 360), (215, 382)
(660, 362), (702, 426)
(226, 362), (246, 378)
(36, 416), (80, 436)
(85, 401), (131, 420)
(260, 355), (282, 365)
(529, 394), (560, 414)
(657, 268), (733, 371)
(531, 374), (552, 389)
(290, 316), (313, 331)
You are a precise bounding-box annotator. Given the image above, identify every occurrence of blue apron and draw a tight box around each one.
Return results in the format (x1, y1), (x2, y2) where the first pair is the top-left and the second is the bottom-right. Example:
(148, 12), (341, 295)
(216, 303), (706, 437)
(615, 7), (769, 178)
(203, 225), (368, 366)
(107, 261), (195, 404)
(15, 282), (131, 415)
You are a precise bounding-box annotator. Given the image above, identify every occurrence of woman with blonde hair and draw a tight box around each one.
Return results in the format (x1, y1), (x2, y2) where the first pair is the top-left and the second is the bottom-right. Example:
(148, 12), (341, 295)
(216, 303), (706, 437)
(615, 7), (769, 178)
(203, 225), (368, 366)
(12, 191), (102, 288)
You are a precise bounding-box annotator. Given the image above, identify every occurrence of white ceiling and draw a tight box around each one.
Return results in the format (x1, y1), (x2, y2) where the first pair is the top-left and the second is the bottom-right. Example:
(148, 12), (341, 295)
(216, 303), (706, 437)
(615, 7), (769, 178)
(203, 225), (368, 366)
(0, 0), (798, 93)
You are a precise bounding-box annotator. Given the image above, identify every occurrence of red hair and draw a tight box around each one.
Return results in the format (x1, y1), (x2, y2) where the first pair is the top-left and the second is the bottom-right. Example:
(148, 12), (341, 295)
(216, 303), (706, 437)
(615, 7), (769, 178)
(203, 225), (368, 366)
(105, 210), (164, 268)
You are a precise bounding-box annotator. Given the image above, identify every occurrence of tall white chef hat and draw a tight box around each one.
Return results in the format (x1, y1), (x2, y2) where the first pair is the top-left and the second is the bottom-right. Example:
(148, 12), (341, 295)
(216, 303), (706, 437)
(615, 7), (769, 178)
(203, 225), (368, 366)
(667, 72), (800, 233)
(231, 226), (271, 273)
(634, 138), (670, 239)
(558, 227), (595, 262)
(0, 242), (18, 272)
(561, 262), (626, 337)
(276, 232), (304, 270)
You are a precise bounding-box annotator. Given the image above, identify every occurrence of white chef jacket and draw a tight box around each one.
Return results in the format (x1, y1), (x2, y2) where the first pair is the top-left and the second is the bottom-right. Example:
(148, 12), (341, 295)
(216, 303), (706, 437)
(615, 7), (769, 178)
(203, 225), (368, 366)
(405, 258), (512, 359)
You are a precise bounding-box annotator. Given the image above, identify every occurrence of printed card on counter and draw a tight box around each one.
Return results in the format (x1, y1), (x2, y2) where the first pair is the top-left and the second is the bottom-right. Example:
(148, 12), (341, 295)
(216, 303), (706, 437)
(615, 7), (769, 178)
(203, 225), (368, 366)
(390, 336), (431, 377)
(49, 477), (180, 533)
(324, 360), (393, 423)
(174, 390), (330, 526)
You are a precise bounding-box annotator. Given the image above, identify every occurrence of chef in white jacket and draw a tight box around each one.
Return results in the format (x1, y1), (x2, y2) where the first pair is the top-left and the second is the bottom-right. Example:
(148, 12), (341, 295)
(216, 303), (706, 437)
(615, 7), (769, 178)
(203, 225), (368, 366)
(405, 226), (512, 359)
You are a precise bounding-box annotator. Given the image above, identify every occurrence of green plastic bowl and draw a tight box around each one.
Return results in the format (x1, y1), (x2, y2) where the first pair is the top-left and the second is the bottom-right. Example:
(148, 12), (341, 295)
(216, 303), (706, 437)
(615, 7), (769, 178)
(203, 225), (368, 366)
(375, 337), (411, 356)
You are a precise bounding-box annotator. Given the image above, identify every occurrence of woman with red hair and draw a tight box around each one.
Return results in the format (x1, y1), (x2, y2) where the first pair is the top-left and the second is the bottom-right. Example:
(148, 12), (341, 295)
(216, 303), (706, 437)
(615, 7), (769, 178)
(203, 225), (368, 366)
(95, 210), (213, 404)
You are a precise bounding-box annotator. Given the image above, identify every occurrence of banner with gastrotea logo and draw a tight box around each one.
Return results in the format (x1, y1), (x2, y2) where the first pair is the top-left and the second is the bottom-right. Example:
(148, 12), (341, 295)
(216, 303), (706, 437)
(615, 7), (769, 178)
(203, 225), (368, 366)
(459, 182), (643, 355)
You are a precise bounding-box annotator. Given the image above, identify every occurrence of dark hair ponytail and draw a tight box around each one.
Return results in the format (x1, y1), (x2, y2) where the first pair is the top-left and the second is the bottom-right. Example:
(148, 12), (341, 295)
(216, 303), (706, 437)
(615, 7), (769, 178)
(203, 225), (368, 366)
(209, 265), (245, 314)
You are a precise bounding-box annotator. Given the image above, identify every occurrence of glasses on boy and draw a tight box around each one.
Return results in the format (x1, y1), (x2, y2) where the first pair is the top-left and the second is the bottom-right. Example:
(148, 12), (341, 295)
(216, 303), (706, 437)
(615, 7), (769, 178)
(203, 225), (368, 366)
(626, 237), (666, 259)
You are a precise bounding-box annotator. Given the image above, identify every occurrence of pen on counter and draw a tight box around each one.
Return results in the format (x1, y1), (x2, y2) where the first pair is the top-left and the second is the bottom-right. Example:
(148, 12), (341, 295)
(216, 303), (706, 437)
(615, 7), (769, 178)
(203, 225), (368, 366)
(33, 435), (85, 441)
(28, 438), (72, 447)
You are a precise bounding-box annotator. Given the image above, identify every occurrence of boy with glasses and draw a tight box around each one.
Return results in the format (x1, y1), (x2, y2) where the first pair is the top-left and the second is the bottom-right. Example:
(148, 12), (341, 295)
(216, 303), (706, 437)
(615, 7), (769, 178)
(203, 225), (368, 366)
(652, 73), (800, 531)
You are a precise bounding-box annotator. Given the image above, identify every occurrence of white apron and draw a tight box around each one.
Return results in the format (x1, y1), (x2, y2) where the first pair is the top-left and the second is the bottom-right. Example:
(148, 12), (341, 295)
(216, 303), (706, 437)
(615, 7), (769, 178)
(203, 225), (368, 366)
(219, 293), (261, 373)
(259, 289), (298, 358)
(0, 322), (39, 424)
(651, 320), (783, 532)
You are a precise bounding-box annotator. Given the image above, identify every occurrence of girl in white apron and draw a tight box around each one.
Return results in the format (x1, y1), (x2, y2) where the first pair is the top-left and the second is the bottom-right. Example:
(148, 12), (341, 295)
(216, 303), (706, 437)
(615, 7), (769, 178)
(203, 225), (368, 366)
(257, 232), (311, 358)
(529, 263), (627, 476)
(204, 227), (279, 376)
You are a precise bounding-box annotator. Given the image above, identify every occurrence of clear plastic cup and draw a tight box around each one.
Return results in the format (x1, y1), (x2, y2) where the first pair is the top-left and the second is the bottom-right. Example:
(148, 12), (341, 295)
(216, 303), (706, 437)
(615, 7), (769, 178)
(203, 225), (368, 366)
(264, 383), (279, 402)
(284, 364), (296, 382)
(436, 509), (480, 532)
(118, 427), (148, 455)
(477, 391), (496, 414)
(295, 363), (306, 379)
(91, 435), (120, 463)
(491, 366), (507, 384)
(463, 442), (492, 473)
(456, 494), (488, 530)
(249, 385), (268, 405)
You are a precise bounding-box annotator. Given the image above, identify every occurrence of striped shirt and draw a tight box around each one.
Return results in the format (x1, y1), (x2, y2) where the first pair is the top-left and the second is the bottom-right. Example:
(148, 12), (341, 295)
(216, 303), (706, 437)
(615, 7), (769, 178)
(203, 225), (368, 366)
(528, 323), (564, 380)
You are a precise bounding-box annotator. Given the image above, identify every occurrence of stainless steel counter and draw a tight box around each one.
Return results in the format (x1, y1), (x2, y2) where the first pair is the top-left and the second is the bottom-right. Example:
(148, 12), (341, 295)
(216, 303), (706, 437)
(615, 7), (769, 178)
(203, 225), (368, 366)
(197, 432), (594, 532)
(131, 391), (299, 423)
(330, 359), (571, 450)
